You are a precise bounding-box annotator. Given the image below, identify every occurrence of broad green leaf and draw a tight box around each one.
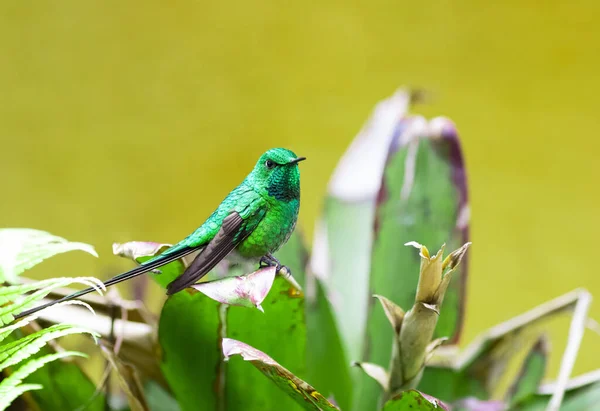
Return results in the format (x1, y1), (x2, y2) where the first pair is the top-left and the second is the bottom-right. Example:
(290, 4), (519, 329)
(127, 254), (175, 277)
(517, 381), (600, 411)
(159, 290), (221, 411)
(509, 337), (547, 405)
(226, 273), (306, 411)
(0, 229), (98, 283)
(306, 277), (352, 410)
(418, 367), (487, 404)
(359, 117), (469, 409)
(310, 89), (413, 373)
(144, 380), (180, 411)
(222, 338), (339, 410)
(382, 390), (449, 411)
(274, 231), (309, 288)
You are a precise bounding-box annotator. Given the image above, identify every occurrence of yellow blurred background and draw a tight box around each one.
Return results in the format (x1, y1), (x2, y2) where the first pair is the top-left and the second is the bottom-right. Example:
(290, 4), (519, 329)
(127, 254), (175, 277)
(1, 1), (598, 379)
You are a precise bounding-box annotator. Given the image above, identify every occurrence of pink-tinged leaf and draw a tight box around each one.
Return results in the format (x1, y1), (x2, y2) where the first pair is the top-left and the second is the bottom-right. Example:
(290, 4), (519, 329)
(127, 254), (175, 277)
(112, 241), (189, 290)
(191, 267), (276, 311)
(453, 398), (506, 411)
(222, 338), (340, 410)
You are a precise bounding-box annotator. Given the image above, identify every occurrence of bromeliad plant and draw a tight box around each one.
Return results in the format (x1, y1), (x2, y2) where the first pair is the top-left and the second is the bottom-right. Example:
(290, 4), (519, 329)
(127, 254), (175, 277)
(3, 89), (599, 411)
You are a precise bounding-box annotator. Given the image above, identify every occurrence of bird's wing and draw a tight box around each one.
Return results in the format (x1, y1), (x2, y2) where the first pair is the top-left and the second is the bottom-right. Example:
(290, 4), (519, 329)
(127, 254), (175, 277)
(166, 205), (267, 295)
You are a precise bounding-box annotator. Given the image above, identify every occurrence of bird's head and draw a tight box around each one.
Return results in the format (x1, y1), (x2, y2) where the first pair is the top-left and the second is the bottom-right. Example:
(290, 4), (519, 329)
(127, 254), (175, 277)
(248, 148), (305, 202)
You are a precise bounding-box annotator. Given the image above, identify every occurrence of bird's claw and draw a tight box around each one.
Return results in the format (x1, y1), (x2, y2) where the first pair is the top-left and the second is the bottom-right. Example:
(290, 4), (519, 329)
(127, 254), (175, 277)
(258, 255), (291, 276)
(151, 269), (162, 274)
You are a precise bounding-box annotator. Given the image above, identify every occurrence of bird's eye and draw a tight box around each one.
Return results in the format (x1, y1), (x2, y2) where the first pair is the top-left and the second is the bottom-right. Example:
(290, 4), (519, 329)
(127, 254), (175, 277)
(265, 159), (275, 169)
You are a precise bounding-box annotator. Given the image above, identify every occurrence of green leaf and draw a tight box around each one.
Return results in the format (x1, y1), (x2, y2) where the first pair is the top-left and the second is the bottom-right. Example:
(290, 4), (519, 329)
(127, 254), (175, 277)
(159, 268), (307, 411)
(0, 323), (97, 371)
(517, 381), (600, 411)
(310, 89), (414, 373)
(0, 276), (105, 325)
(0, 351), (86, 399)
(159, 290), (221, 411)
(144, 380), (180, 411)
(225, 273), (306, 411)
(0, 228), (98, 283)
(273, 231), (309, 288)
(382, 390), (449, 410)
(24, 346), (104, 411)
(0, 383), (42, 411)
(306, 277), (352, 410)
(509, 337), (547, 405)
(222, 338), (339, 410)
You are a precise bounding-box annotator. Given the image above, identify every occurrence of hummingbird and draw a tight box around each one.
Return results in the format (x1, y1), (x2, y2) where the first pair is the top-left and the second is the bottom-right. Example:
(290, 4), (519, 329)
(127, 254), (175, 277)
(15, 148), (305, 320)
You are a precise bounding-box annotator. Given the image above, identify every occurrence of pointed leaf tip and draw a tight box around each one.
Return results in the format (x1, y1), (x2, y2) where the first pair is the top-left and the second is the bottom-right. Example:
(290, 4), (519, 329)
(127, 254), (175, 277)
(442, 242), (472, 272)
(191, 266), (276, 310)
(222, 338), (340, 410)
(352, 361), (389, 391)
(374, 294), (405, 333)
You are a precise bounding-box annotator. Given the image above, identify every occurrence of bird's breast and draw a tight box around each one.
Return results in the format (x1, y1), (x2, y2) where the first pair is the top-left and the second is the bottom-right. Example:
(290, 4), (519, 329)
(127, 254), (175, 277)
(235, 200), (299, 258)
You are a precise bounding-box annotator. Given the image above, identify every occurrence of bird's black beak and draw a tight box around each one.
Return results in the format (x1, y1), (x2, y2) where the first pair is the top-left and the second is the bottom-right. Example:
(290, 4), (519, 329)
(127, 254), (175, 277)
(288, 157), (306, 165)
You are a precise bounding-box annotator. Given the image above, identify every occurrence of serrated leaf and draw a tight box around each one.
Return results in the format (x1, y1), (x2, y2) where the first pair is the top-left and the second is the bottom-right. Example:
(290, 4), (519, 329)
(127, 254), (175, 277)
(0, 323), (97, 371)
(0, 276), (105, 325)
(0, 229), (98, 283)
(223, 338), (340, 410)
(0, 383), (43, 411)
(0, 351), (86, 398)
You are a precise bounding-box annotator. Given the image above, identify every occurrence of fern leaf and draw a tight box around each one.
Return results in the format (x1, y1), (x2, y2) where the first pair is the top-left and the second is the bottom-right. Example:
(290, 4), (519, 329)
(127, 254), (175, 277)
(0, 229), (98, 283)
(0, 324), (97, 371)
(0, 300), (95, 343)
(0, 276), (105, 325)
(0, 351), (86, 399)
(0, 383), (43, 411)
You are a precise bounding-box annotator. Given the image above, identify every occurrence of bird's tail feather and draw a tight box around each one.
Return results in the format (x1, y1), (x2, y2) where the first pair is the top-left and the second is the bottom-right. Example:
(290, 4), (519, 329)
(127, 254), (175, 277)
(13, 244), (199, 320)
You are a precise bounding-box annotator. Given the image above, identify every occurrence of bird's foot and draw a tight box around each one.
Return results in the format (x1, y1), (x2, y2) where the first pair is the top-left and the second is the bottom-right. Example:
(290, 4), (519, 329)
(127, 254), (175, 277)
(151, 269), (162, 274)
(259, 254), (292, 276)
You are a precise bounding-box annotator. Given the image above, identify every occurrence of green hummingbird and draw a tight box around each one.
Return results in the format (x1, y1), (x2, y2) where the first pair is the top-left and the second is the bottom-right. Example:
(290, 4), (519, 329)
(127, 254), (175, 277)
(16, 148), (305, 319)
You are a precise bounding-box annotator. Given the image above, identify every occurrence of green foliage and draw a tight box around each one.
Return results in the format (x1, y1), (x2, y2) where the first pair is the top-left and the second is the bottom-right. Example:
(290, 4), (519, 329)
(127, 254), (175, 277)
(158, 262), (307, 411)
(4, 90), (600, 411)
(382, 390), (449, 411)
(0, 228), (98, 283)
(0, 229), (102, 411)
